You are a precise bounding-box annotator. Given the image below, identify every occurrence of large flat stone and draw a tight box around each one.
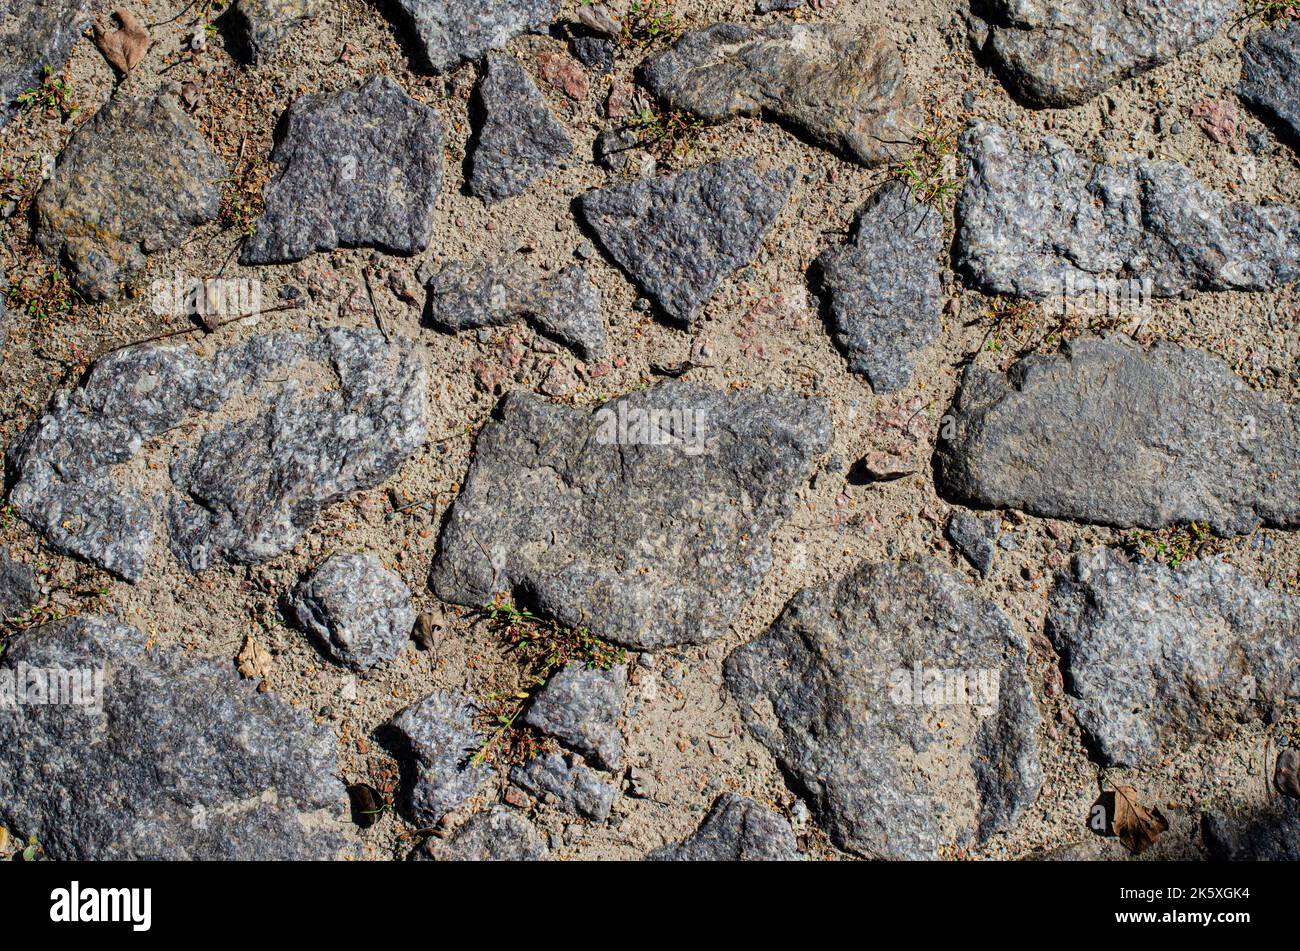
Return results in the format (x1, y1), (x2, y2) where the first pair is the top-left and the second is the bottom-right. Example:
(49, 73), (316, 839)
(1048, 548), (1300, 766)
(34, 91), (227, 300)
(725, 559), (1042, 859)
(955, 122), (1300, 299)
(640, 22), (917, 166)
(934, 336), (1300, 534)
(0, 616), (353, 859)
(242, 77), (444, 265)
(430, 382), (829, 649)
(577, 159), (794, 326)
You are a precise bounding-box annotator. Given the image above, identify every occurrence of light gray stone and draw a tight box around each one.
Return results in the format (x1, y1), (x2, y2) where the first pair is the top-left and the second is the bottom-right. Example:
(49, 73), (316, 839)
(226, 0), (324, 61)
(946, 511), (1000, 578)
(523, 665), (625, 770)
(415, 805), (547, 860)
(725, 558), (1042, 859)
(510, 752), (617, 820)
(387, 690), (490, 827)
(649, 793), (802, 860)
(290, 553), (416, 670)
(388, 0), (556, 73)
(1047, 548), (1300, 766)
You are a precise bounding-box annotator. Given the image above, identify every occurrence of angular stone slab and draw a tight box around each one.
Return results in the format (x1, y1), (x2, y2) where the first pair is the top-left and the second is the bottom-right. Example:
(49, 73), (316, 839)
(648, 793), (802, 861)
(510, 752), (616, 820)
(430, 382), (830, 649)
(640, 22), (917, 166)
(414, 805), (548, 860)
(577, 159), (795, 326)
(0, 616), (353, 859)
(242, 77), (445, 265)
(1238, 22), (1300, 150)
(934, 336), (1300, 535)
(523, 664), (625, 770)
(388, 0), (556, 74)
(725, 559), (1043, 859)
(971, 0), (1236, 108)
(946, 511), (1000, 578)
(8, 329), (426, 581)
(426, 259), (606, 359)
(0, 0), (90, 128)
(34, 91), (227, 300)
(386, 691), (490, 826)
(0, 550), (38, 621)
(289, 553), (416, 670)
(1048, 548), (1300, 766)
(226, 0), (325, 62)
(815, 182), (942, 392)
(956, 123), (1300, 299)
(469, 54), (573, 203)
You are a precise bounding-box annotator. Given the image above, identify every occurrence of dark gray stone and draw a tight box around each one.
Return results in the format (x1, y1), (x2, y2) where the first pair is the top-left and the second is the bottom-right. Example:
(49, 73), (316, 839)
(649, 793), (802, 860)
(510, 752), (617, 820)
(34, 92), (227, 300)
(388, 0), (556, 73)
(571, 36), (615, 73)
(971, 0), (1237, 108)
(757, 0), (804, 11)
(595, 127), (642, 172)
(8, 329), (426, 581)
(0, 551), (38, 621)
(470, 55), (573, 203)
(387, 690), (490, 827)
(226, 0), (323, 61)
(242, 77), (445, 265)
(426, 259), (606, 359)
(934, 336), (1300, 535)
(430, 382), (830, 649)
(956, 123), (1300, 299)
(0, 616), (353, 859)
(725, 559), (1042, 859)
(523, 664), (625, 770)
(1203, 801), (1300, 861)
(577, 159), (794, 325)
(816, 182), (942, 392)
(1239, 22), (1300, 150)
(0, 0), (90, 128)
(641, 22), (917, 167)
(1047, 548), (1300, 767)
(290, 553), (416, 670)
(415, 805), (547, 860)
(946, 511), (1000, 578)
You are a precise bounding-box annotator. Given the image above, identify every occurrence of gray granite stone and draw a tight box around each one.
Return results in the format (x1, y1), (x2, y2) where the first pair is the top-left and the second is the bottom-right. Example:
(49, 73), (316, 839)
(226, 0), (324, 61)
(387, 690), (490, 827)
(649, 793), (802, 860)
(470, 55), (572, 202)
(523, 665), (625, 770)
(0, 0), (90, 128)
(946, 511), (1000, 578)
(415, 805), (548, 860)
(290, 553), (416, 670)
(510, 752), (617, 820)
(1238, 22), (1300, 150)
(388, 0), (556, 73)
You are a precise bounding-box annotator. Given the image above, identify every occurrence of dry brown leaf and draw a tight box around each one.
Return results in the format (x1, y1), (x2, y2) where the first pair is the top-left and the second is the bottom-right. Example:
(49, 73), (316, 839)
(412, 609), (444, 651)
(1275, 749), (1300, 798)
(236, 635), (272, 681)
(93, 8), (150, 75)
(1112, 785), (1169, 855)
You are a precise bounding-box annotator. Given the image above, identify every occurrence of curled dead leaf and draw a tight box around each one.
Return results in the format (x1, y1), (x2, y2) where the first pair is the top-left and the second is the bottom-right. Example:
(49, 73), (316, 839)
(1110, 785), (1169, 855)
(412, 609), (444, 651)
(93, 8), (150, 75)
(236, 635), (272, 681)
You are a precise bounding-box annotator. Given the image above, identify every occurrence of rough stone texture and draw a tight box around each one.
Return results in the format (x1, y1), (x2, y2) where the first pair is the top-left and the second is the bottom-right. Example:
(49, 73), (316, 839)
(510, 752), (617, 820)
(641, 22), (917, 166)
(815, 182), (942, 391)
(523, 665), (626, 770)
(0, 0), (90, 128)
(388, 0), (556, 73)
(934, 335), (1300, 535)
(226, 0), (324, 61)
(242, 77), (444, 265)
(1203, 800), (1300, 861)
(725, 559), (1043, 859)
(0, 616), (352, 859)
(430, 382), (830, 649)
(956, 123), (1300, 299)
(414, 806), (548, 860)
(290, 553), (416, 670)
(1238, 22), (1300, 149)
(971, 0), (1237, 108)
(426, 259), (606, 359)
(571, 36), (615, 73)
(33, 92), (227, 301)
(0, 550), (38, 621)
(470, 54), (572, 202)
(8, 328), (426, 582)
(648, 793), (802, 860)
(1047, 548), (1300, 767)
(386, 690), (490, 827)
(577, 159), (795, 326)
(757, 0), (805, 11)
(946, 511), (1000, 578)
